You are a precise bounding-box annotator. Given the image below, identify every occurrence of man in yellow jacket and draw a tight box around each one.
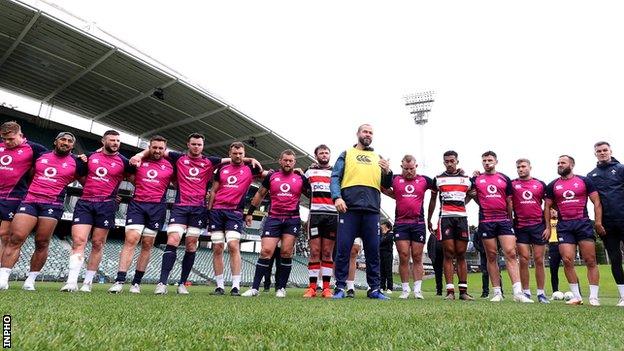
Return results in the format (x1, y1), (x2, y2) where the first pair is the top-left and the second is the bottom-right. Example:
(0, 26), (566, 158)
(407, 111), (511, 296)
(330, 124), (393, 299)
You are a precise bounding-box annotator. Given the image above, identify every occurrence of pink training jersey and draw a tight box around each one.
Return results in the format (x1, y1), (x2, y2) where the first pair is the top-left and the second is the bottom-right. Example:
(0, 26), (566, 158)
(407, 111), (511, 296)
(132, 157), (174, 203)
(546, 175), (596, 221)
(511, 178), (546, 228)
(0, 139), (47, 200)
(472, 172), (513, 222)
(262, 170), (308, 218)
(169, 151), (221, 206)
(24, 151), (86, 204)
(80, 151), (132, 201)
(212, 163), (262, 211)
(392, 174), (433, 224)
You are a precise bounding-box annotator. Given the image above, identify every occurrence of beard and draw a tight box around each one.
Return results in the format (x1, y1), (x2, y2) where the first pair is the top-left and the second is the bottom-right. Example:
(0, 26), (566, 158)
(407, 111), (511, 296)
(317, 158), (329, 166)
(55, 147), (71, 156)
(358, 136), (371, 147)
(104, 145), (117, 153)
(558, 167), (572, 176)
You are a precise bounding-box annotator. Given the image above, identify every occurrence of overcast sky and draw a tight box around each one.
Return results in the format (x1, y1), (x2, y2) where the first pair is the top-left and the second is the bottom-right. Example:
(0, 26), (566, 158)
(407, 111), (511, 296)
(8, 0), (624, 224)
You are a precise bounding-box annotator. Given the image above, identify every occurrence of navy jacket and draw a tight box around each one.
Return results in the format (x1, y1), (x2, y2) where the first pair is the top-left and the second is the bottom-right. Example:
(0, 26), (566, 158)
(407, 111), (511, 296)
(588, 157), (624, 224)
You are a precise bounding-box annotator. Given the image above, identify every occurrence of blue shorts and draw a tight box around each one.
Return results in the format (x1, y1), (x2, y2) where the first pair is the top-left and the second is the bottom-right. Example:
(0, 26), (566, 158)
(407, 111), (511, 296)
(125, 201), (167, 232)
(394, 223), (426, 243)
(169, 205), (207, 228)
(72, 199), (117, 229)
(0, 199), (21, 221)
(478, 220), (514, 239)
(262, 217), (301, 238)
(557, 219), (595, 244)
(17, 202), (63, 220)
(515, 223), (547, 245)
(209, 209), (244, 233)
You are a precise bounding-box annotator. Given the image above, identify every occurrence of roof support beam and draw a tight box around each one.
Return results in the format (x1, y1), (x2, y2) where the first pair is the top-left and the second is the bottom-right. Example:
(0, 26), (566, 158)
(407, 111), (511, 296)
(42, 47), (117, 102)
(91, 78), (177, 121)
(0, 11), (41, 69)
(139, 105), (228, 137)
(202, 131), (271, 149)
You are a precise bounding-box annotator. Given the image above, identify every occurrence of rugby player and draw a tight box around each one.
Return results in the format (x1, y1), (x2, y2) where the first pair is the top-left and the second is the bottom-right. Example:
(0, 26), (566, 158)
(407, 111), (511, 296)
(61, 130), (132, 292)
(427, 151), (474, 300)
(207, 142), (262, 296)
(302, 145), (337, 298)
(0, 121), (47, 282)
(511, 159), (549, 303)
(242, 149), (308, 297)
(544, 155), (603, 306)
(472, 151), (532, 303)
(383, 155), (433, 299)
(108, 136), (174, 294)
(0, 132), (86, 290)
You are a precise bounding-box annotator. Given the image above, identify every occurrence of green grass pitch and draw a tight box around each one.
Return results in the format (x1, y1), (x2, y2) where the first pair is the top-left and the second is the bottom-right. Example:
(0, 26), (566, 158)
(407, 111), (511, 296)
(1, 265), (623, 350)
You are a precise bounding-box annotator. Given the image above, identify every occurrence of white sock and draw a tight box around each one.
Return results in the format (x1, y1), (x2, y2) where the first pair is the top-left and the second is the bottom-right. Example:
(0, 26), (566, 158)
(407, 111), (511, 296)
(589, 284), (599, 299)
(66, 253), (84, 285)
(402, 282), (410, 292)
(346, 280), (355, 290)
(215, 274), (224, 289)
(570, 283), (581, 299)
(536, 289), (545, 296)
(232, 275), (241, 289)
(523, 288), (531, 296)
(618, 284), (624, 298)
(446, 283), (455, 291)
(83, 270), (96, 285)
(25, 271), (40, 284)
(493, 286), (502, 295)
(512, 282), (522, 295)
(0, 267), (11, 285)
(414, 280), (422, 293)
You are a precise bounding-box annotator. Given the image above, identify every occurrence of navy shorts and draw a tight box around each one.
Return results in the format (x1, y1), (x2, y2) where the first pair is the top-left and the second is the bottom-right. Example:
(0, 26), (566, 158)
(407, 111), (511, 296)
(438, 217), (469, 241)
(394, 223), (426, 243)
(262, 217), (301, 238)
(557, 219), (595, 244)
(72, 199), (117, 229)
(125, 201), (167, 232)
(515, 223), (547, 245)
(308, 213), (337, 240)
(169, 205), (207, 228)
(209, 209), (244, 233)
(478, 220), (515, 239)
(17, 202), (63, 220)
(0, 199), (21, 221)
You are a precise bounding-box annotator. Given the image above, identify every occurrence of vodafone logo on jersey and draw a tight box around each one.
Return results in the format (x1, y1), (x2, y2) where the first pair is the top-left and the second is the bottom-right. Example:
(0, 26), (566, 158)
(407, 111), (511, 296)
(189, 167), (200, 177)
(0, 155), (13, 166)
(522, 190), (533, 200)
(44, 167), (57, 178)
(95, 166), (108, 178)
(487, 185), (497, 194)
(562, 190), (575, 200)
(404, 184), (415, 194)
(147, 170), (158, 179)
(280, 183), (291, 192)
(227, 175), (238, 185)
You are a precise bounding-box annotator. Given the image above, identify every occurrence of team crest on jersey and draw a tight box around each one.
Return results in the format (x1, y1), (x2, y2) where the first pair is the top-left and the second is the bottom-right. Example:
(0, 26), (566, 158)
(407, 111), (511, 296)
(573, 183), (579, 188)
(62, 162), (68, 168)
(200, 163), (205, 167)
(17, 149), (23, 155)
(556, 185), (563, 190)
(92, 159), (99, 164)
(532, 185), (538, 189)
(223, 169), (229, 174)
(275, 178), (281, 181)
(161, 165), (166, 170)
(515, 184), (522, 189)
(41, 159), (48, 164)
(111, 162), (117, 167)
(184, 160), (190, 165)
(47, 209), (54, 214)
(399, 179), (405, 183)
(0, 147), (4, 152)
(479, 179), (486, 183)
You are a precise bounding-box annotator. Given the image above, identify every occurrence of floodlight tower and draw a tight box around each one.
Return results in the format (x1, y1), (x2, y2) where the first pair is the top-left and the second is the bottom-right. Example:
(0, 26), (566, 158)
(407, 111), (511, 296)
(404, 91), (435, 173)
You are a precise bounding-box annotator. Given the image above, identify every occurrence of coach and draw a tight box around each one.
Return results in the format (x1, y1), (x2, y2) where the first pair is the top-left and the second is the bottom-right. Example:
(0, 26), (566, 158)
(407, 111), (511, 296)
(589, 141), (624, 306)
(330, 124), (393, 300)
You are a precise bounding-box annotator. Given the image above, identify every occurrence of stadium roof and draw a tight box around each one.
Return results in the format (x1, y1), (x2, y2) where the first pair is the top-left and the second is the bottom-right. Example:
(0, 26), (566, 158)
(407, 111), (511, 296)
(0, 0), (315, 171)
